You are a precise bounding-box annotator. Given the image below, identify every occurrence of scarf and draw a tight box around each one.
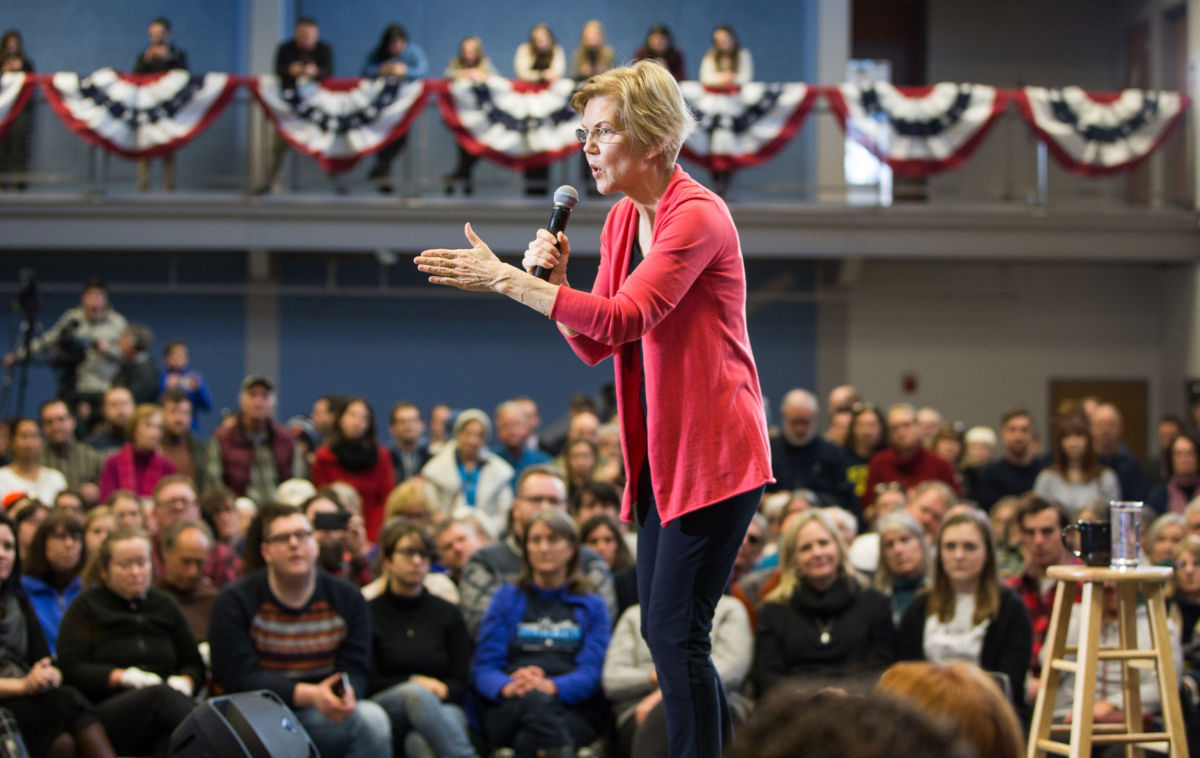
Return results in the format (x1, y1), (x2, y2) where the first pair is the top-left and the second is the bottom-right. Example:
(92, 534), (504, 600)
(791, 575), (855, 619)
(1167, 475), (1200, 514)
(331, 438), (379, 472)
(116, 444), (174, 495)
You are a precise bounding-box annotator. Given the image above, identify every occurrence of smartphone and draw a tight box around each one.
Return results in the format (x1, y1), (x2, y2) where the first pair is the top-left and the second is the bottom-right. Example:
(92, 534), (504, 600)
(331, 671), (350, 698)
(313, 511), (350, 531)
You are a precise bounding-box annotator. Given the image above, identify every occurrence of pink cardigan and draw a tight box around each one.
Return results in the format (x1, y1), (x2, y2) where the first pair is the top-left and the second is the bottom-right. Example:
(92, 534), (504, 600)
(550, 166), (773, 525)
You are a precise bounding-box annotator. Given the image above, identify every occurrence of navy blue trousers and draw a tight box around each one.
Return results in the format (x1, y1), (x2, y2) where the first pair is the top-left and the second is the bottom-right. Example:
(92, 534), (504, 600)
(635, 462), (762, 758)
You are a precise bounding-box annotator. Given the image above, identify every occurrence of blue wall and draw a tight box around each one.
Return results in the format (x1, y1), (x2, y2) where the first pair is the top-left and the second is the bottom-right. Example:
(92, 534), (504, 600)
(0, 254), (816, 436)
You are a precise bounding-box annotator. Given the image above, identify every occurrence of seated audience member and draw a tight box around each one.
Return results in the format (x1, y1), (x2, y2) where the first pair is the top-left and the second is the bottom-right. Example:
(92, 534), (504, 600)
(755, 510), (895, 695)
(206, 376), (294, 505)
(112, 325), (159, 404)
(1173, 537), (1200, 671)
(199, 484), (240, 552)
(275, 477), (317, 508)
(604, 596), (751, 758)
(1050, 580), (1181, 728)
(877, 661), (1024, 758)
(53, 489), (86, 523)
(460, 467), (614, 638)
(846, 486), (907, 575)
(1148, 432), (1200, 516)
(422, 409), (515, 540)
(580, 514), (634, 572)
(572, 480), (622, 526)
(769, 390), (855, 513)
(492, 400), (551, 480)
(905, 480), (956, 546)
(383, 478), (438, 528)
(727, 687), (972, 758)
(990, 495), (1026, 580)
(1146, 513), (1187, 565)
(303, 490), (372, 587)
(1034, 414), (1120, 517)
(0, 417), (67, 504)
(39, 398), (103, 504)
(159, 389), (206, 489)
(843, 404), (887, 502)
(0, 510), (119, 758)
(1147, 414), (1185, 490)
(12, 498), (47, 558)
(960, 425), (996, 502)
(433, 517), (483, 585)
(209, 504), (392, 758)
(151, 475), (240, 588)
(916, 407), (943, 450)
(158, 340), (211, 430)
(310, 397), (395, 542)
(367, 519), (477, 758)
(388, 402), (431, 484)
(99, 404), (177, 500)
(863, 404), (960, 513)
(1004, 495), (1071, 701)
(153, 518), (218, 643)
(824, 506), (859, 549)
(57, 528), (203, 758)
(21, 511), (85, 653)
(562, 438), (599, 503)
(896, 511), (1032, 705)
(106, 489), (146, 530)
(1091, 402), (1146, 501)
(473, 508), (609, 757)
(83, 505), (116, 558)
(84, 388), (135, 457)
(593, 423), (623, 485)
(870, 511), (929, 624)
(931, 423), (965, 470)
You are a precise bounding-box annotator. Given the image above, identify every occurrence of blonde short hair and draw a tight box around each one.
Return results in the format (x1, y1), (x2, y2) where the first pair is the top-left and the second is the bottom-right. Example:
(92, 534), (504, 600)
(570, 59), (696, 171)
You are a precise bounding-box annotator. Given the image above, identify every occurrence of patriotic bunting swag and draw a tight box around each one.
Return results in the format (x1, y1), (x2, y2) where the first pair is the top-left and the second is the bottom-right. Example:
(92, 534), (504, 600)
(435, 76), (581, 170)
(1015, 86), (1189, 176)
(40, 68), (238, 159)
(248, 75), (431, 174)
(0, 71), (1189, 179)
(827, 82), (1010, 176)
(679, 82), (816, 172)
(0, 73), (35, 141)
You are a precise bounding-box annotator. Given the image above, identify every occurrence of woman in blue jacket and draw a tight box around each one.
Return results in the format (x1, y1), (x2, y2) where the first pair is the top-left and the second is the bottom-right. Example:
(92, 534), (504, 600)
(473, 508), (610, 758)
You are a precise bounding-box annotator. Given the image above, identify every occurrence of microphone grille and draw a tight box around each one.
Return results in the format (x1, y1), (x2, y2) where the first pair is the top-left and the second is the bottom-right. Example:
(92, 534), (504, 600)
(553, 185), (580, 209)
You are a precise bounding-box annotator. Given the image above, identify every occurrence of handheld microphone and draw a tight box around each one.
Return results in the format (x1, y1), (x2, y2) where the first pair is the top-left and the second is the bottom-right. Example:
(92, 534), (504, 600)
(533, 185), (579, 281)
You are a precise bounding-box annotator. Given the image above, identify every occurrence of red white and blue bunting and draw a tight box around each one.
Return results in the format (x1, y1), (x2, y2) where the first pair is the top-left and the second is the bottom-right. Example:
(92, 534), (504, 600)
(827, 82), (1010, 176)
(0, 72), (1190, 179)
(435, 76), (581, 170)
(40, 68), (238, 159)
(247, 75), (431, 174)
(0, 73), (35, 141)
(678, 82), (816, 171)
(1015, 86), (1189, 176)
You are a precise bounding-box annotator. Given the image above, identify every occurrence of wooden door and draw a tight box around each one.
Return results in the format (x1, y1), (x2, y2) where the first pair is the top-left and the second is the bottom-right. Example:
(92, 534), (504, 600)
(1048, 379), (1148, 461)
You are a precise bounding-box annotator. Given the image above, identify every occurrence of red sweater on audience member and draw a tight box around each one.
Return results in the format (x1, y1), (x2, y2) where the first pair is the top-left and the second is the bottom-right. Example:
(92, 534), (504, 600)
(862, 445), (961, 508)
(99, 444), (178, 499)
(310, 443), (395, 542)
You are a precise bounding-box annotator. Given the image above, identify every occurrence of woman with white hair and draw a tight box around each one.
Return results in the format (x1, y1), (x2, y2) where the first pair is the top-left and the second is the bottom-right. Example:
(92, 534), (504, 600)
(420, 409), (514, 539)
(872, 510), (929, 624)
(417, 61), (771, 758)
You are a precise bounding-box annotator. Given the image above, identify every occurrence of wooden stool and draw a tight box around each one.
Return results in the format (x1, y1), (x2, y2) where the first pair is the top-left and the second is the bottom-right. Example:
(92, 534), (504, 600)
(1028, 565), (1187, 758)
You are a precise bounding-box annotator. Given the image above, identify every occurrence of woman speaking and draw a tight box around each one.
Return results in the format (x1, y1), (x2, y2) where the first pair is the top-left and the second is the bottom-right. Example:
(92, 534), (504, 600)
(415, 60), (772, 758)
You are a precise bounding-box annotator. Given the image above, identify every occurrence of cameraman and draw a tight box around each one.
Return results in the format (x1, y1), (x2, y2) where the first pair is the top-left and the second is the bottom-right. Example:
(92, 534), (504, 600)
(5, 278), (127, 423)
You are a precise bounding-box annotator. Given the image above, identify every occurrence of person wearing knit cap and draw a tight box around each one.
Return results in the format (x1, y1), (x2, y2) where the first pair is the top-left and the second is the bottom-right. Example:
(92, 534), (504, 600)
(419, 409), (514, 539)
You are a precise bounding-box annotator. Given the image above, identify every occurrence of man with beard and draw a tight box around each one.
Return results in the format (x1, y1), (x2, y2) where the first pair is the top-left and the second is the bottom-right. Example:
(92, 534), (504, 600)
(159, 389), (206, 489)
(768, 389), (855, 513)
(39, 398), (102, 504)
(151, 475), (241, 587)
(304, 491), (371, 587)
(975, 409), (1046, 509)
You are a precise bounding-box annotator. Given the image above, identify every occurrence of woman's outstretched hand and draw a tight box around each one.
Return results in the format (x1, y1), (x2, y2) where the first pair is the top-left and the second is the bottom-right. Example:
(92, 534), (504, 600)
(415, 223), (507, 292)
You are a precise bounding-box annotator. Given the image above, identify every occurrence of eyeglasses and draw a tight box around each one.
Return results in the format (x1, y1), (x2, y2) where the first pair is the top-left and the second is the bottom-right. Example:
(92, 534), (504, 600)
(575, 127), (624, 144)
(392, 547), (430, 562)
(874, 482), (903, 495)
(264, 528), (315, 546)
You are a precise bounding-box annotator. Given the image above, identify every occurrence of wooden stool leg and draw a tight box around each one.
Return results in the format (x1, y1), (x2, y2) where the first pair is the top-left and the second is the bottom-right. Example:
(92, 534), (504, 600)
(1143, 582), (1188, 758)
(1029, 579), (1081, 758)
(1068, 580), (1105, 758)
(1116, 580), (1144, 758)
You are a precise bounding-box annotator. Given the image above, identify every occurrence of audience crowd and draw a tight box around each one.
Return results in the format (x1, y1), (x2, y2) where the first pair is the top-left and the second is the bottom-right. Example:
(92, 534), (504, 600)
(3, 278), (1200, 757)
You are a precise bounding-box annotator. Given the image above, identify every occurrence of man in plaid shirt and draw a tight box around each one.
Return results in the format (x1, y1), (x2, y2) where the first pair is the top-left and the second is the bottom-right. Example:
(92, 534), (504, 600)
(1005, 495), (1075, 704)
